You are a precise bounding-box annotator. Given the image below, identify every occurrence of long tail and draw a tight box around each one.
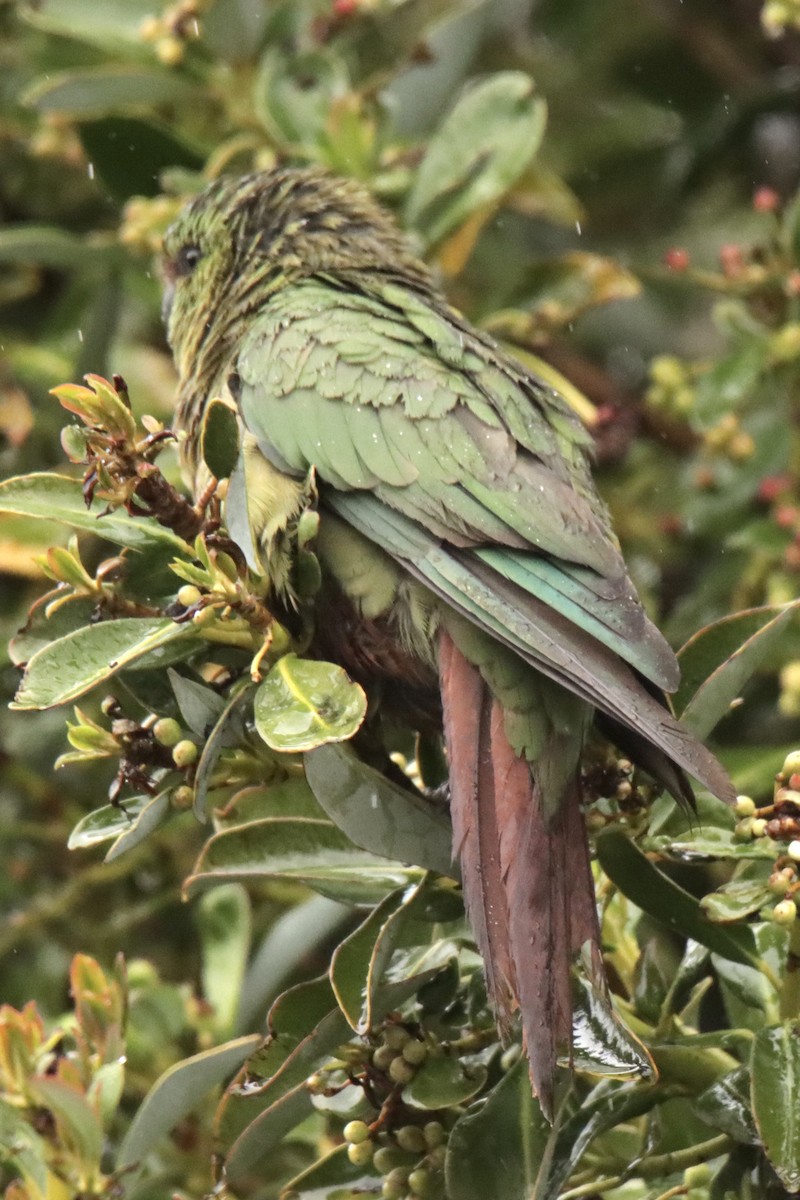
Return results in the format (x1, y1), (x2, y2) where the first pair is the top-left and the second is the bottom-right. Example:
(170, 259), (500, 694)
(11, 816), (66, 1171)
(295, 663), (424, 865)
(440, 630), (604, 1118)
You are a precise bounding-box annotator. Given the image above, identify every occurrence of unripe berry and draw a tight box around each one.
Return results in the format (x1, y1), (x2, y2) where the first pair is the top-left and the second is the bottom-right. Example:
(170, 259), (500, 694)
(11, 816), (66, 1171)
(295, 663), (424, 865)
(784, 750), (800, 776)
(734, 818), (754, 841)
(395, 1125), (426, 1153)
(153, 717), (183, 746)
(426, 1144), (447, 1169)
(347, 1139), (374, 1166)
(401, 1039), (428, 1066)
(172, 739), (198, 768)
(374, 1146), (405, 1174)
(751, 818), (768, 838)
(773, 899), (798, 925)
(789, 840), (800, 862)
(769, 871), (792, 895)
(171, 784), (194, 809)
(423, 1121), (445, 1149)
(408, 1167), (433, 1196)
(384, 1167), (410, 1195)
(684, 1163), (712, 1186)
(344, 1120), (370, 1145)
(372, 1045), (397, 1070)
(388, 1056), (415, 1085)
(177, 584), (202, 607)
(734, 794), (756, 817)
(384, 1025), (411, 1050)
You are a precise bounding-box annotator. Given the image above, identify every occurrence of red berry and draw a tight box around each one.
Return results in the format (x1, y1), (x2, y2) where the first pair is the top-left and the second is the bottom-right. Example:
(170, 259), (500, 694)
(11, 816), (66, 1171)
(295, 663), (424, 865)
(719, 243), (744, 277)
(663, 247), (690, 271)
(775, 504), (799, 529)
(753, 186), (780, 212)
(333, 0), (357, 14)
(758, 474), (791, 503)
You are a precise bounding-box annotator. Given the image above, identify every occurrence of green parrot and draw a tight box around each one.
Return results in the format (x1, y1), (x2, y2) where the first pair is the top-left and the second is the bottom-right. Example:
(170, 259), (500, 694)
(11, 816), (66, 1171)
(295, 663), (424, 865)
(162, 167), (733, 1116)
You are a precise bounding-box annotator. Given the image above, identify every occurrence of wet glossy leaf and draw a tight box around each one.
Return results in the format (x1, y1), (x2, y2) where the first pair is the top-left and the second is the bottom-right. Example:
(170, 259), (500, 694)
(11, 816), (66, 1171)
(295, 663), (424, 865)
(676, 605), (798, 736)
(446, 1058), (548, 1200)
(254, 655), (367, 752)
(701, 879), (774, 923)
(751, 1021), (800, 1191)
(714, 955), (779, 1032)
(570, 973), (655, 1080)
(184, 816), (420, 901)
(305, 743), (454, 876)
(0, 473), (187, 551)
(198, 884), (251, 1036)
(24, 68), (198, 115)
(68, 794), (153, 849)
(201, 398), (239, 481)
(406, 71), (547, 246)
(405, 1054), (487, 1110)
(116, 1035), (260, 1171)
(695, 1065), (758, 1144)
(12, 618), (193, 709)
(596, 828), (758, 967)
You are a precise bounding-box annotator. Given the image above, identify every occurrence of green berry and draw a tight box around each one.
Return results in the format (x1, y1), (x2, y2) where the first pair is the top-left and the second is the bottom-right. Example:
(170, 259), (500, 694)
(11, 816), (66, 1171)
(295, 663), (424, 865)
(789, 840), (800, 862)
(751, 817), (768, 838)
(408, 1168), (433, 1196)
(344, 1120), (370, 1145)
(177, 584), (202, 607)
(384, 1167), (410, 1194)
(734, 818), (754, 841)
(382, 1182), (403, 1200)
(373, 1045), (398, 1070)
(347, 1139), (374, 1166)
(774, 899), (798, 925)
(384, 1025), (411, 1050)
(684, 1163), (712, 1187)
(388, 1056), (416, 1085)
(374, 1146), (405, 1175)
(423, 1121), (445, 1149)
(784, 750), (800, 776)
(172, 739), (198, 768)
(401, 1039), (428, 1066)
(395, 1125), (426, 1153)
(171, 784), (194, 809)
(734, 794), (756, 817)
(427, 1144), (447, 1170)
(153, 717), (183, 746)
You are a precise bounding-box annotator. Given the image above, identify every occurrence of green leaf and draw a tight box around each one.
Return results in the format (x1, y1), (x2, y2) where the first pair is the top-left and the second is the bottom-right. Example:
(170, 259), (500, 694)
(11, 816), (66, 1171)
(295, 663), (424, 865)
(105, 788), (175, 861)
(12, 618), (193, 709)
(198, 884), (251, 1036)
(79, 117), (204, 201)
(29, 1076), (103, 1164)
(330, 881), (430, 1033)
(201, 398), (240, 481)
(596, 828), (759, 967)
(751, 1021), (800, 1191)
(700, 879), (775, 923)
(676, 604), (798, 736)
(116, 1035), (260, 1171)
(570, 973), (655, 1080)
(0, 473), (188, 551)
(714, 954), (780, 1032)
(168, 668), (227, 737)
(68, 794), (153, 849)
(192, 684), (252, 820)
(10, 592), (96, 667)
(305, 743), (455, 877)
(184, 816), (422, 902)
(254, 655), (367, 752)
(281, 1143), (374, 1198)
(23, 0), (161, 48)
(406, 71), (547, 246)
(695, 1065), (758, 1144)
(0, 1098), (48, 1196)
(24, 68), (199, 115)
(0, 227), (114, 269)
(236, 895), (349, 1034)
(445, 1058), (549, 1200)
(404, 1055), (488, 1112)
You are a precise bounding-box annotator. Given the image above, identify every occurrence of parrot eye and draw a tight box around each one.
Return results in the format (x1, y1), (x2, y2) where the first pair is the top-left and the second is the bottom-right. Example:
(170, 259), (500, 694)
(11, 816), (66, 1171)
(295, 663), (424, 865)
(175, 244), (203, 276)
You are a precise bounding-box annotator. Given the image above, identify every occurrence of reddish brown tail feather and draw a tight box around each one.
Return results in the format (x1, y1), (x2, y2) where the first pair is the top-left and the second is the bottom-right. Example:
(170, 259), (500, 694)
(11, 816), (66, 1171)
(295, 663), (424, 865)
(439, 630), (605, 1118)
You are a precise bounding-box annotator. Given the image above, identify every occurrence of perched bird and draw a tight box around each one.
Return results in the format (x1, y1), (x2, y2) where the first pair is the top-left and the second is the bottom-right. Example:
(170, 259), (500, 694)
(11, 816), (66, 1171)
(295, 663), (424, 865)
(162, 167), (734, 1116)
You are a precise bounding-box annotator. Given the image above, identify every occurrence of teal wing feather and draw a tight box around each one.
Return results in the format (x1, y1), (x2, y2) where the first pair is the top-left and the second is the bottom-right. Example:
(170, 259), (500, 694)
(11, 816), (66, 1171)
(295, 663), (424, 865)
(236, 277), (681, 695)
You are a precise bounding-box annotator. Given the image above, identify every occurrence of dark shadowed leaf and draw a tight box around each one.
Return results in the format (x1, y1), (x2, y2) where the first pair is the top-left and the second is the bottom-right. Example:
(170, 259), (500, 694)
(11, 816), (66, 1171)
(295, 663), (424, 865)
(751, 1021), (800, 1191)
(192, 684), (253, 820)
(570, 974), (655, 1080)
(445, 1058), (548, 1200)
(596, 828), (758, 967)
(201, 398), (240, 481)
(254, 655), (367, 752)
(79, 117), (204, 201)
(305, 743), (455, 876)
(405, 1053), (487, 1110)
(695, 1065), (759, 1144)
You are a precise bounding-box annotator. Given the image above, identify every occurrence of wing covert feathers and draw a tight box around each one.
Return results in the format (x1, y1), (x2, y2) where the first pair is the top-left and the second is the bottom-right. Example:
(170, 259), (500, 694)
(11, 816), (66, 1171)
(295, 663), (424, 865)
(440, 631), (606, 1118)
